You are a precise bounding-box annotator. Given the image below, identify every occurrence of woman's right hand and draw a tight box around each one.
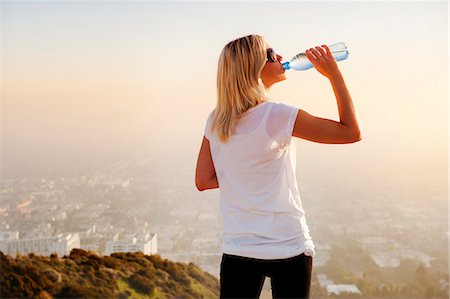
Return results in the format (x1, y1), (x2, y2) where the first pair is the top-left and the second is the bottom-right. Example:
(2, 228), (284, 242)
(305, 45), (341, 79)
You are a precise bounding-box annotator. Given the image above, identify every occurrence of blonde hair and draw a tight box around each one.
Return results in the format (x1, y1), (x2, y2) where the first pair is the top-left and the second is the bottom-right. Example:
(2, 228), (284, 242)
(209, 34), (268, 143)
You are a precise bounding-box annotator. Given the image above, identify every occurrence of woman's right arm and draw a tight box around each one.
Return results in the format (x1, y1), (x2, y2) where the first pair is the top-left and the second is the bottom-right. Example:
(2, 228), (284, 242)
(292, 45), (362, 144)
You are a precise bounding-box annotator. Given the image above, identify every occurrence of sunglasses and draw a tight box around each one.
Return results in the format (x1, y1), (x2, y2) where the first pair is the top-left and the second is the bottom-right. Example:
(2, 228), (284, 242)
(266, 48), (278, 63)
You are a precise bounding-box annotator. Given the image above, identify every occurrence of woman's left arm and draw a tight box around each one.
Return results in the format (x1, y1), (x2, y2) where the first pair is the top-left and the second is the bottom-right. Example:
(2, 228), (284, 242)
(195, 136), (219, 191)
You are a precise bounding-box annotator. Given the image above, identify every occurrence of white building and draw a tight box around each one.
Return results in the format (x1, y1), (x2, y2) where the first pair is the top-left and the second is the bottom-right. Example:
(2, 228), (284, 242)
(326, 284), (362, 296)
(0, 231), (19, 238)
(316, 273), (335, 288)
(105, 231), (157, 256)
(0, 231), (80, 257)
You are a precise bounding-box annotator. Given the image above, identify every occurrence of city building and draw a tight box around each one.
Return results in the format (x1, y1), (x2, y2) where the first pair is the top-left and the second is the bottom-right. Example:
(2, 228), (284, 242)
(326, 284), (362, 296)
(105, 231), (157, 255)
(0, 231), (80, 257)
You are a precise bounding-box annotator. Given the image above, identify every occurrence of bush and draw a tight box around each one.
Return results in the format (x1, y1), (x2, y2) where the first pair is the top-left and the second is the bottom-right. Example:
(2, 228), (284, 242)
(55, 283), (115, 298)
(118, 290), (131, 299)
(43, 268), (62, 283)
(69, 248), (88, 259)
(103, 256), (121, 269)
(38, 290), (53, 299)
(127, 273), (155, 296)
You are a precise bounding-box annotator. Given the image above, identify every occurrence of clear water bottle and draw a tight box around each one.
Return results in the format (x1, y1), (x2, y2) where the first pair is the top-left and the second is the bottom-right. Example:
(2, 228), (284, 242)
(282, 42), (349, 71)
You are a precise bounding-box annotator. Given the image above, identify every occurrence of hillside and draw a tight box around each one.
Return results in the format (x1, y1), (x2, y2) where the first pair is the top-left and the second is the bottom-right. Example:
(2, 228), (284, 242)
(0, 249), (219, 299)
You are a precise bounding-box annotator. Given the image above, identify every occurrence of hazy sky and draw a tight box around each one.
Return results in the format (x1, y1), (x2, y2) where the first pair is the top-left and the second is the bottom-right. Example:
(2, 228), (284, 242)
(1, 1), (448, 199)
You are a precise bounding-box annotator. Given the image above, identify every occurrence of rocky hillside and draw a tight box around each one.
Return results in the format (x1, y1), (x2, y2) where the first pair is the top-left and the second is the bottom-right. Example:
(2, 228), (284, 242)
(0, 249), (219, 298)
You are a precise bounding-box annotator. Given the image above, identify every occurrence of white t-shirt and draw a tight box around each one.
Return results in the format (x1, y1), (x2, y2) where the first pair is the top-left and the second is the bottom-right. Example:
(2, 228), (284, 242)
(204, 99), (316, 260)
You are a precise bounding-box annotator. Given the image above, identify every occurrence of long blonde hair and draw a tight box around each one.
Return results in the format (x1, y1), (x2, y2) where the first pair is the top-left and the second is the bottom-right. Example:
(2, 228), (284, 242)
(209, 34), (268, 143)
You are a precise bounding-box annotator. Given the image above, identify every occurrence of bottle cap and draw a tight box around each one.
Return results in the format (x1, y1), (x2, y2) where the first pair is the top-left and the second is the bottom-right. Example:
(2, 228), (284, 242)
(282, 62), (290, 70)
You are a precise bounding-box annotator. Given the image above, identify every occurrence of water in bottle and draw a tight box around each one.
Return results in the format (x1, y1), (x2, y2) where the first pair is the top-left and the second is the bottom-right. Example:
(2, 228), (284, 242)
(282, 42), (349, 71)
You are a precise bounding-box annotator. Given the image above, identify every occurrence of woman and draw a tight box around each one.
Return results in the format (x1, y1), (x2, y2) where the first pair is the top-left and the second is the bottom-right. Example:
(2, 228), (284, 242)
(195, 34), (362, 299)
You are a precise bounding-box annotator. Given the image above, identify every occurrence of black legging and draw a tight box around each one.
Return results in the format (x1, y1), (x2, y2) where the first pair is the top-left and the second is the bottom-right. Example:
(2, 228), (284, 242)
(220, 252), (313, 299)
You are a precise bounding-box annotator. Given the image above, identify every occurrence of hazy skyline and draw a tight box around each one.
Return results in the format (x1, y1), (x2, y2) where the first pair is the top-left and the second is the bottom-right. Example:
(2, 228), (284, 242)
(2, 1), (448, 204)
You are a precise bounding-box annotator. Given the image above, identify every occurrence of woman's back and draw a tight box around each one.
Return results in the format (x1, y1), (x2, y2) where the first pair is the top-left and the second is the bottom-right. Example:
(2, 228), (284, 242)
(204, 99), (316, 259)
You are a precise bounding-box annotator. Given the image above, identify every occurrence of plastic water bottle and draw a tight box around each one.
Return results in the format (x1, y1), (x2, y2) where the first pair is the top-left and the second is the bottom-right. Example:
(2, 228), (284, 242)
(282, 42), (349, 71)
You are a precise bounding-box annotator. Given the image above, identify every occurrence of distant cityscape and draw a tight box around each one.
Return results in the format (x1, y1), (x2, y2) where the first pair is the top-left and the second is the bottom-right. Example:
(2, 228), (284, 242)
(0, 157), (448, 297)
